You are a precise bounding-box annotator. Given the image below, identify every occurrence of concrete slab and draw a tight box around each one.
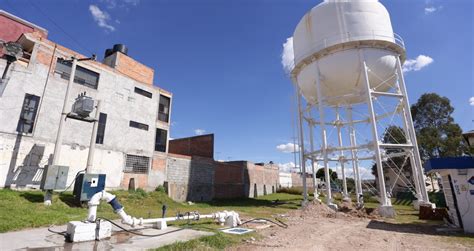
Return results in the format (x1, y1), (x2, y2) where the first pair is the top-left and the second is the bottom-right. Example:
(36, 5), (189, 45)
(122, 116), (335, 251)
(0, 222), (214, 250)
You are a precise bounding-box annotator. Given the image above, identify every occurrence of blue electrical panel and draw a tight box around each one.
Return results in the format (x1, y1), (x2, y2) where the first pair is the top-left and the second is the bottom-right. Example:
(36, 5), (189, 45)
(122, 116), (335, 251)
(73, 173), (106, 204)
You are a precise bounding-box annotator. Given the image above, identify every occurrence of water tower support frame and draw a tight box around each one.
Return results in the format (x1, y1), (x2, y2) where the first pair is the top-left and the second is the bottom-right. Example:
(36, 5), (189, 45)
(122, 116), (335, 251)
(347, 106), (363, 205)
(335, 107), (349, 201)
(395, 56), (431, 206)
(361, 59), (395, 217)
(294, 81), (309, 206)
(308, 110), (319, 199)
(314, 65), (337, 209)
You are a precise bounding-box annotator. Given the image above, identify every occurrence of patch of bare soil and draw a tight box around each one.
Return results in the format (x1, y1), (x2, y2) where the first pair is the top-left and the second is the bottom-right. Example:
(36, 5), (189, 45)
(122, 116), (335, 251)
(231, 201), (474, 251)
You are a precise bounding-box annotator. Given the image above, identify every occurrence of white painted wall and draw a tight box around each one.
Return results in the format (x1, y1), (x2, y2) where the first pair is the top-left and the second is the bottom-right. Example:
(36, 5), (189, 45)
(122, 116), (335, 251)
(438, 169), (474, 234)
(0, 38), (170, 189)
(279, 172), (292, 188)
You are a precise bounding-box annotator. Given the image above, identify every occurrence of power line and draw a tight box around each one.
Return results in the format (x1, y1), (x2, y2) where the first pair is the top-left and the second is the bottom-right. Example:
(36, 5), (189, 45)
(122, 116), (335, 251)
(25, 0), (95, 55)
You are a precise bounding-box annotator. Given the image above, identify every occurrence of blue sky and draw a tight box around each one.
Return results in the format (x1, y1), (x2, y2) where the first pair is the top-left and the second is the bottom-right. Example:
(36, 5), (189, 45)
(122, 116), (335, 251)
(2, 0), (472, 177)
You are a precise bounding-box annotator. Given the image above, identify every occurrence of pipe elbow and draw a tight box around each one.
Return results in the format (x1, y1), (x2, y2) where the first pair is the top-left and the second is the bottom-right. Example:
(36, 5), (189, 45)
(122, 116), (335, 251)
(88, 190), (116, 206)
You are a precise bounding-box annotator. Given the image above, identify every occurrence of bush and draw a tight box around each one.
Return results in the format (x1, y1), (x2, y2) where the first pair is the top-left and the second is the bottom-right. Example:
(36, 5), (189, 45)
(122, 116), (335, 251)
(155, 185), (166, 193)
(429, 191), (446, 208)
(128, 188), (148, 199)
(276, 187), (314, 196)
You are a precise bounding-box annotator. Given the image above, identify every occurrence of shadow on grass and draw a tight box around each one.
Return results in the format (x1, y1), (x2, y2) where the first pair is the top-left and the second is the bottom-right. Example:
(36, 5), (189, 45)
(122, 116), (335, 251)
(58, 193), (82, 208)
(366, 220), (473, 238)
(19, 192), (44, 203)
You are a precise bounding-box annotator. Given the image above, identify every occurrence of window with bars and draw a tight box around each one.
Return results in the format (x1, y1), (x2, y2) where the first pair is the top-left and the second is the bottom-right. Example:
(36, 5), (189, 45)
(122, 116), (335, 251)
(155, 128), (167, 152)
(55, 58), (100, 89)
(124, 154), (150, 174)
(158, 95), (170, 123)
(134, 87), (152, 98)
(17, 94), (40, 134)
(129, 120), (149, 131)
(95, 113), (107, 144)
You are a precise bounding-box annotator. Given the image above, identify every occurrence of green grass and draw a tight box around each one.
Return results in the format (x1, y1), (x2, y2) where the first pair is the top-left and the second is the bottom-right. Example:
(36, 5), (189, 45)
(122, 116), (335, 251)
(0, 189), (304, 233)
(2, 189), (472, 250)
(0, 189), (303, 250)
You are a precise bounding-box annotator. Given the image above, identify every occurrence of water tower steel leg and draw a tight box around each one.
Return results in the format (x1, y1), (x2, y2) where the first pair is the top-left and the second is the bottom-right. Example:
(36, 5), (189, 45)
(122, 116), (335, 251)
(336, 107), (349, 200)
(294, 82), (308, 205)
(399, 105), (423, 203)
(395, 56), (431, 205)
(308, 111), (319, 198)
(314, 69), (334, 207)
(347, 106), (362, 205)
(361, 60), (392, 213)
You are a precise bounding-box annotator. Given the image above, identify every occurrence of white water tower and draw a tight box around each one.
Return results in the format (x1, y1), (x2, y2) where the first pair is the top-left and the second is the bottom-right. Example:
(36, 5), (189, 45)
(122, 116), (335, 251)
(291, 0), (431, 217)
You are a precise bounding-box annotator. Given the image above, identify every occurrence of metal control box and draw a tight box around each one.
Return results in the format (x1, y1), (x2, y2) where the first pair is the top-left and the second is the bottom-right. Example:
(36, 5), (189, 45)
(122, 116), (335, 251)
(73, 173), (106, 204)
(40, 165), (69, 190)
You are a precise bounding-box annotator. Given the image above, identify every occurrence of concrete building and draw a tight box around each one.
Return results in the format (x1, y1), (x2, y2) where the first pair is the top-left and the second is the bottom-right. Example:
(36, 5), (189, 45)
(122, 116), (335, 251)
(165, 134), (280, 201)
(425, 157), (474, 233)
(0, 11), (172, 190)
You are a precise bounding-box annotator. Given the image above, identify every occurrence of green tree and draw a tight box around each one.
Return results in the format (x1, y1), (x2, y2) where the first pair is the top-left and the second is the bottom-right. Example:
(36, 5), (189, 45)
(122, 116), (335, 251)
(371, 125), (411, 177)
(316, 168), (338, 180)
(411, 93), (468, 160)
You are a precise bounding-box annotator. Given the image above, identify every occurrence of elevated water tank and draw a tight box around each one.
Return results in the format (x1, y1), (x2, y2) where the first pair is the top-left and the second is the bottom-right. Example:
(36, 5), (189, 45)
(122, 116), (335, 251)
(292, 0), (406, 105)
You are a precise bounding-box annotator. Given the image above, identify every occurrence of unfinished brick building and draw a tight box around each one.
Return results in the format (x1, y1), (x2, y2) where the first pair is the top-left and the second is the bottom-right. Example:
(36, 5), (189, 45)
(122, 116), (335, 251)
(166, 134), (280, 201)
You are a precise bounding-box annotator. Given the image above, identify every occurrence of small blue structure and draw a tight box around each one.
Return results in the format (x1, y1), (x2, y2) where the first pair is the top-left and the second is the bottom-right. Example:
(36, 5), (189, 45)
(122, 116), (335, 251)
(425, 157), (474, 233)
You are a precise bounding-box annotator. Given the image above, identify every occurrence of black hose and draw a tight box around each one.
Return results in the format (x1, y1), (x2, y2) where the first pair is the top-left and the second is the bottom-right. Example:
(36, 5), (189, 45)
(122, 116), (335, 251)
(48, 225), (68, 237)
(59, 169), (86, 194)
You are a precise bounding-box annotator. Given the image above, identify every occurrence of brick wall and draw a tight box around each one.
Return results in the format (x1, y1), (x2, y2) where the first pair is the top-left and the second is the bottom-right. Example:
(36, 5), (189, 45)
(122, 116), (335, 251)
(169, 134), (214, 159)
(166, 154), (214, 202)
(113, 52), (154, 85)
(214, 161), (246, 199)
(0, 11), (47, 42)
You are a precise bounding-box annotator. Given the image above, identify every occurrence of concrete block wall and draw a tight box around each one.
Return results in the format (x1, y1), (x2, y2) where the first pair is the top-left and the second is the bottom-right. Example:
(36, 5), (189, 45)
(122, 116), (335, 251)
(166, 154), (214, 202)
(0, 23), (171, 190)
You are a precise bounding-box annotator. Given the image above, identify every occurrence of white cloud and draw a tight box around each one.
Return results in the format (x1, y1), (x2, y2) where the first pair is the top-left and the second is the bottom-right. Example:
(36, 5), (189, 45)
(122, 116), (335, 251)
(278, 162), (299, 173)
(469, 97), (474, 106)
(335, 165), (374, 180)
(424, 6), (442, 14)
(89, 5), (115, 32)
(194, 129), (206, 135)
(281, 37), (294, 74)
(424, 6), (437, 14)
(276, 143), (300, 153)
(402, 55), (434, 72)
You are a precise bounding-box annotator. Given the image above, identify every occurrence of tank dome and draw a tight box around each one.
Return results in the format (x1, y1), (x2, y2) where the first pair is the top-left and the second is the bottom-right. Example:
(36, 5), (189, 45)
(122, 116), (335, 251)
(292, 0), (405, 105)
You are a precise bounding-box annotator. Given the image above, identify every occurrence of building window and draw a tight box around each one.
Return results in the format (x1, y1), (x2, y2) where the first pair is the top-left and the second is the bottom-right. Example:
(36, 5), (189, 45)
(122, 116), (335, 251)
(95, 113), (107, 144)
(17, 94), (40, 134)
(129, 120), (149, 131)
(55, 58), (100, 89)
(158, 95), (170, 123)
(134, 87), (152, 98)
(124, 154), (150, 174)
(155, 128), (167, 152)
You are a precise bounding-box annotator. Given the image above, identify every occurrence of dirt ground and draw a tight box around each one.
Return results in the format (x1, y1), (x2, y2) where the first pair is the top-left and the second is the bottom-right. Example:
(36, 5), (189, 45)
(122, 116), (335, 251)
(232, 201), (474, 251)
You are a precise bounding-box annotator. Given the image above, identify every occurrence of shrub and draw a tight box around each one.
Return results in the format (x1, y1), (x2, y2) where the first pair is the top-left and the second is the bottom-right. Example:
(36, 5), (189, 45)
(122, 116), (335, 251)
(155, 185), (166, 193)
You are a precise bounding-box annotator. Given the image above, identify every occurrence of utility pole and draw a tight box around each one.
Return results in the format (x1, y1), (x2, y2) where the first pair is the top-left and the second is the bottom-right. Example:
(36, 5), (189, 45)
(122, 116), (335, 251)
(86, 100), (101, 173)
(44, 55), (96, 206)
